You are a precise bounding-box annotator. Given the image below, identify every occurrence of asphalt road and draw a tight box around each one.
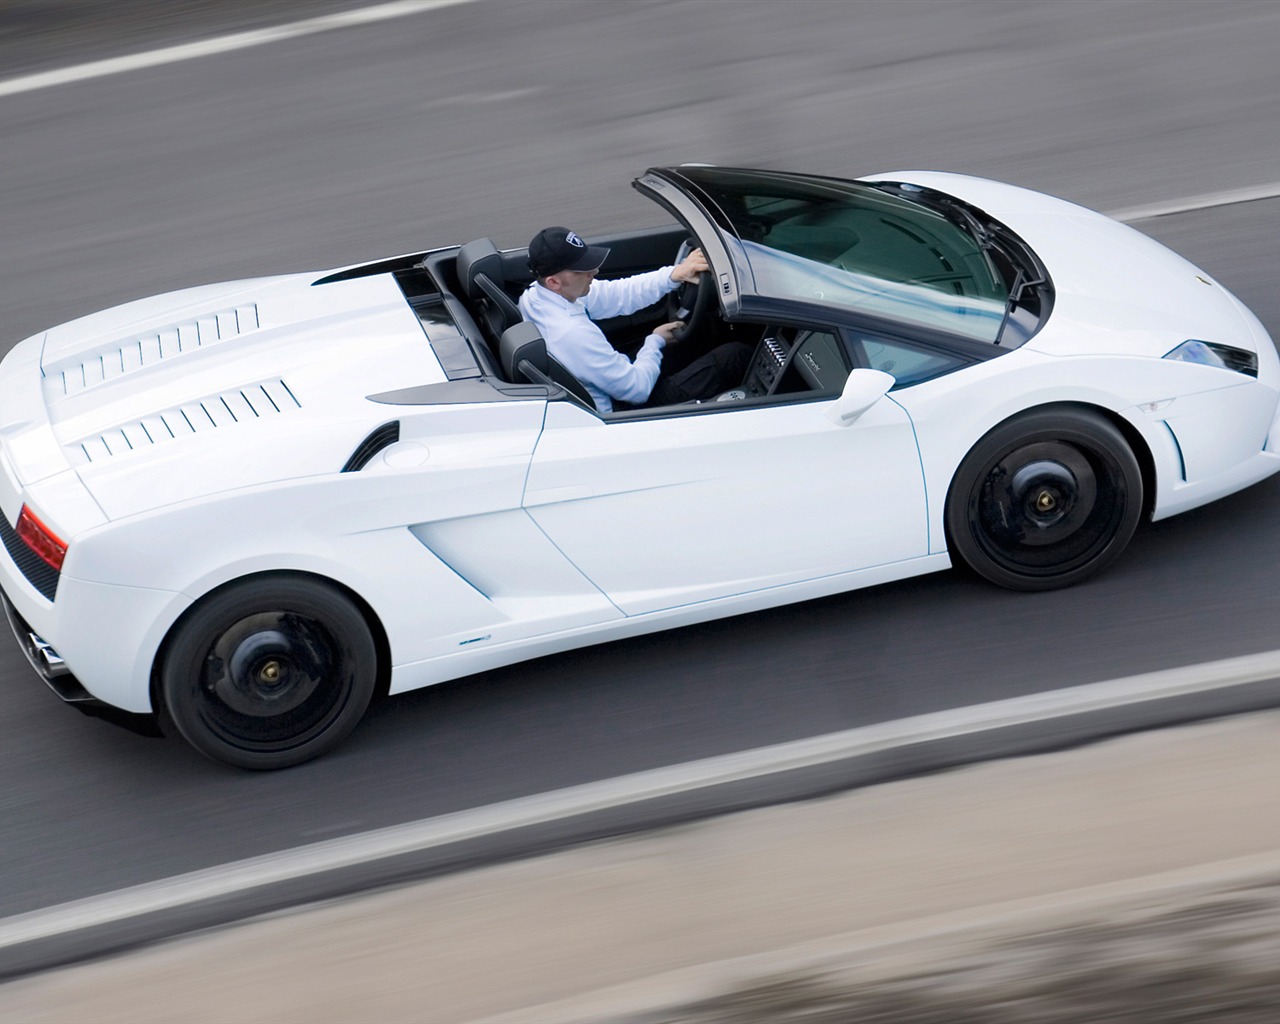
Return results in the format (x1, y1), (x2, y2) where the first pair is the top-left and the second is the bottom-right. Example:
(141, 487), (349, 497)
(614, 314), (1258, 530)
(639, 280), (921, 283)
(2, 0), (1280, 920)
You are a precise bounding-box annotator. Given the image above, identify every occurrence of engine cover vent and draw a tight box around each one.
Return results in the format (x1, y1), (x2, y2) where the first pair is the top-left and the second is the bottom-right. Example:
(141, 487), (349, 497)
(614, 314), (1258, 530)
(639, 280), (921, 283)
(45, 303), (261, 401)
(71, 378), (300, 464)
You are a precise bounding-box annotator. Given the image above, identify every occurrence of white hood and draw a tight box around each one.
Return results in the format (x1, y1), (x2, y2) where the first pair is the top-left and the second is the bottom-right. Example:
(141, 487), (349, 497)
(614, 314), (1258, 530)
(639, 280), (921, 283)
(4, 270), (446, 520)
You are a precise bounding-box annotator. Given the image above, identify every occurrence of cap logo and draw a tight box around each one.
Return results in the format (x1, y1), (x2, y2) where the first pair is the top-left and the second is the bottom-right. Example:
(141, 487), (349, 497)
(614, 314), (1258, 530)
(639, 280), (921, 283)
(565, 231), (585, 248)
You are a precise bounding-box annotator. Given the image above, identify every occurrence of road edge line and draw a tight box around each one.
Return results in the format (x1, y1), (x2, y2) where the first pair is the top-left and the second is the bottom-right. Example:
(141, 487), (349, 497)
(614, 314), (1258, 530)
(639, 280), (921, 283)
(0, 1), (470, 99)
(1108, 181), (1280, 221)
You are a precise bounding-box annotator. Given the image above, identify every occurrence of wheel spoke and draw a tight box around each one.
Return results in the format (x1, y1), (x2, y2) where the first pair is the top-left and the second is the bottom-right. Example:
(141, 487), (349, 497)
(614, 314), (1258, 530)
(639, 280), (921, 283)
(162, 578), (377, 769)
(946, 410), (1142, 591)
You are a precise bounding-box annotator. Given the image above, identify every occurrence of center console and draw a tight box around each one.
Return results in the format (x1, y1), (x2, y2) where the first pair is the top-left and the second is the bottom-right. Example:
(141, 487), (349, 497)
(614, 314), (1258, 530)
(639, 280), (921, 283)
(743, 329), (792, 397)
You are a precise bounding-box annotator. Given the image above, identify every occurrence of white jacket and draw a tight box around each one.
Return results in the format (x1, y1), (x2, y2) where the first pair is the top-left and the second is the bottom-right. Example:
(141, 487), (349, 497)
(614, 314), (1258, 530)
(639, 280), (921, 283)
(518, 268), (677, 412)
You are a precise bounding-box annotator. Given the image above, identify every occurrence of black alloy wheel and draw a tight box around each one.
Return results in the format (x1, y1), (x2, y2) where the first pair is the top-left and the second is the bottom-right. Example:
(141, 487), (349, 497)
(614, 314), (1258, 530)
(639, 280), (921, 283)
(945, 408), (1143, 591)
(160, 576), (377, 770)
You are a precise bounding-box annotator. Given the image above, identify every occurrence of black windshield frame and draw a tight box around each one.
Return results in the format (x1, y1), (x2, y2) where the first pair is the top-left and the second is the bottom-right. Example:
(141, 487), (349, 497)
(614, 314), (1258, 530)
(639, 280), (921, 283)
(640, 166), (1053, 349)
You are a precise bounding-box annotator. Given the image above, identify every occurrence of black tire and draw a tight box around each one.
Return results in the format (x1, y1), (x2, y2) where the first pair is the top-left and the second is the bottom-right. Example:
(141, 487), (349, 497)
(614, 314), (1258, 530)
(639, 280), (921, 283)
(945, 408), (1143, 592)
(160, 576), (377, 770)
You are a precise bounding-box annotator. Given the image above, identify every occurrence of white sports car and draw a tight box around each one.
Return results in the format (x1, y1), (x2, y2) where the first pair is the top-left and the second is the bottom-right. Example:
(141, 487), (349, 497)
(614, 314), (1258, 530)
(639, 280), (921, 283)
(2, 166), (1277, 769)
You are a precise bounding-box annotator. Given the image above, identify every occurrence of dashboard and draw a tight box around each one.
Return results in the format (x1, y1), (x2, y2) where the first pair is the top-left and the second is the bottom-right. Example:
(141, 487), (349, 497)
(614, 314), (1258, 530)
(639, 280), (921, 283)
(736, 326), (849, 399)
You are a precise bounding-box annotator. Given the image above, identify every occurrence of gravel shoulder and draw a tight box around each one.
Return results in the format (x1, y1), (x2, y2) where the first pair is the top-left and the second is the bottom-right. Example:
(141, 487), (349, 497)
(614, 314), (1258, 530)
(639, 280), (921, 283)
(1, 711), (1278, 1023)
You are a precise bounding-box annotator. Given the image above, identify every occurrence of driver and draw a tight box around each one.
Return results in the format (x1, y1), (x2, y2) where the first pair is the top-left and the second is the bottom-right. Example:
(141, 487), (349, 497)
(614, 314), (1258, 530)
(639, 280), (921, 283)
(518, 226), (749, 412)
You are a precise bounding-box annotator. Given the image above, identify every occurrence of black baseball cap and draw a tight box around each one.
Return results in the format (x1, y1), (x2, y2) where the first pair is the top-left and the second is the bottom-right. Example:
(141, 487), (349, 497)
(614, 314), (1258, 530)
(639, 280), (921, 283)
(527, 226), (611, 278)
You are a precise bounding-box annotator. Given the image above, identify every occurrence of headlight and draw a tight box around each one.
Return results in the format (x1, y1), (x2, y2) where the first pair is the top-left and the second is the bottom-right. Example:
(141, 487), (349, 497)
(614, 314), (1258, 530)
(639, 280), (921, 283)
(1163, 339), (1258, 377)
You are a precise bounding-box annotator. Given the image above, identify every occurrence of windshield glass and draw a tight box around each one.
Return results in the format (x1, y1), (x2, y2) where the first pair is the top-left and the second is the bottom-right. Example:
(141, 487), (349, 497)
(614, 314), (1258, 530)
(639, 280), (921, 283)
(682, 169), (1011, 341)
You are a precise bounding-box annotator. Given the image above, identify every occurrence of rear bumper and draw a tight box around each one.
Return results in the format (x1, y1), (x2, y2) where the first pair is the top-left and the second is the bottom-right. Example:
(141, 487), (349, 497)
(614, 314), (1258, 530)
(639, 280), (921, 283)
(2, 586), (164, 737)
(1, 586), (90, 702)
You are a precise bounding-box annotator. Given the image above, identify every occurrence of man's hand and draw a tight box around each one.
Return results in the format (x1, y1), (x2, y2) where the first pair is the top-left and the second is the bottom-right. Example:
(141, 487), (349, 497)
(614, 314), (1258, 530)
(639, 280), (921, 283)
(655, 321), (685, 343)
(670, 248), (709, 284)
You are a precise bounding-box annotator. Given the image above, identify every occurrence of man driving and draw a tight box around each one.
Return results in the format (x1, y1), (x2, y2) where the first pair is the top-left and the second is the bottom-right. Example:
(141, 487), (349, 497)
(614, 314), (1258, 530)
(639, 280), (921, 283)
(518, 226), (749, 412)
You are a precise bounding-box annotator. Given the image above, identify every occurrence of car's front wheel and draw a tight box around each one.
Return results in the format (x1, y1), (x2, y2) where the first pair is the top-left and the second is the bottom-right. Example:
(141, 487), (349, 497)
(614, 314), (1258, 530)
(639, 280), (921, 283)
(945, 408), (1143, 591)
(160, 576), (377, 770)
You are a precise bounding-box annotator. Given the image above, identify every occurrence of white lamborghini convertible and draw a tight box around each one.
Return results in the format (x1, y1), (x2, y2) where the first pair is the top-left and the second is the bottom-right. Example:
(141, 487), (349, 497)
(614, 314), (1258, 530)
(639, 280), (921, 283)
(2, 166), (1276, 768)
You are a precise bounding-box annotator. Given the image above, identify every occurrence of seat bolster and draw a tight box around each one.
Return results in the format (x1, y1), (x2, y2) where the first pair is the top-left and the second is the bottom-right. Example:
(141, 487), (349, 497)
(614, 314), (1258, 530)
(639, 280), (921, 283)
(547, 355), (597, 408)
(456, 238), (503, 300)
(499, 322), (548, 382)
(475, 273), (522, 327)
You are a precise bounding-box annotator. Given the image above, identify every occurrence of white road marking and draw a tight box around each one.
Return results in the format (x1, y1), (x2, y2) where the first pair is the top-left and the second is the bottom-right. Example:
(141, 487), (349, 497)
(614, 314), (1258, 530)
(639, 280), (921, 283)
(0, 0), (469, 100)
(2, 647), (1278, 951)
(1108, 181), (1280, 222)
(423, 87), (542, 109)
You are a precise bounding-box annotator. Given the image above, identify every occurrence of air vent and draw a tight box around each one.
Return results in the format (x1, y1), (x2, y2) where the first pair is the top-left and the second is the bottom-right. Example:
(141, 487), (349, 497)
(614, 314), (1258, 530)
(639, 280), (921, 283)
(45, 303), (261, 401)
(72, 379), (300, 465)
(342, 421), (400, 472)
(0, 513), (58, 600)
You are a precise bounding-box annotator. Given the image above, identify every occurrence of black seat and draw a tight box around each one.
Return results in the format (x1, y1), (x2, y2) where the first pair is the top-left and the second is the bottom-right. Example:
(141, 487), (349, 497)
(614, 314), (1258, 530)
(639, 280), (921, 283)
(498, 323), (596, 409)
(456, 238), (522, 354)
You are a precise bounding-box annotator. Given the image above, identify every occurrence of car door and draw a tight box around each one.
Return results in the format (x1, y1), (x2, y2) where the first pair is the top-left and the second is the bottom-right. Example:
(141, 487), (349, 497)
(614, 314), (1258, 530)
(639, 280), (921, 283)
(521, 385), (928, 617)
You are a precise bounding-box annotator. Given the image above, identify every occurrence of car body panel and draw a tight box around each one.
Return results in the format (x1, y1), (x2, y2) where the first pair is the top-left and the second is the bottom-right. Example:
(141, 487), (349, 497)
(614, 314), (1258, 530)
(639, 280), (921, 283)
(865, 170), (1268, 362)
(385, 550), (955, 696)
(524, 394), (927, 615)
(1, 165), (1276, 761)
(23, 273), (448, 519)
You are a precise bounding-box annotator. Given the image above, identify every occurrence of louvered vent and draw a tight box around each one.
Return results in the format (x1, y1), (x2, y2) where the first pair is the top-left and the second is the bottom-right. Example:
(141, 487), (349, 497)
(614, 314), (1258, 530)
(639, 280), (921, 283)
(72, 379), (300, 465)
(342, 421), (400, 472)
(0, 514), (59, 600)
(45, 303), (261, 401)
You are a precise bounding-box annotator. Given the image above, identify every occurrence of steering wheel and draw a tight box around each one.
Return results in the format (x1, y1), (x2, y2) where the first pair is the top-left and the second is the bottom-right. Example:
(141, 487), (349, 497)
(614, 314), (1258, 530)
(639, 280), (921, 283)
(666, 239), (714, 343)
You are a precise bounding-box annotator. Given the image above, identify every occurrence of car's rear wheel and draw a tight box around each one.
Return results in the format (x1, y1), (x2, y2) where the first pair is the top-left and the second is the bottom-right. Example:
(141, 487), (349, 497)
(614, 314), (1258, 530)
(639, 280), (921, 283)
(945, 408), (1143, 591)
(160, 576), (377, 770)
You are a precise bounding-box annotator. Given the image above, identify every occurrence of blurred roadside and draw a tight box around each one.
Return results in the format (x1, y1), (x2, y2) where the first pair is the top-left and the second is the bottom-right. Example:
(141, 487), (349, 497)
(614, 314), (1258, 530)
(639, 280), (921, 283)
(1, 711), (1277, 1022)
(0, 0), (384, 78)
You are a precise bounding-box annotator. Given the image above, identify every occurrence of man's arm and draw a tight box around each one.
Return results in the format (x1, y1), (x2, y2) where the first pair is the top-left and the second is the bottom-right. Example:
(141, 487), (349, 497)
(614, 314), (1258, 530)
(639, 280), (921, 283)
(555, 316), (665, 406)
(583, 247), (708, 319)
(583, 266), (677, 321)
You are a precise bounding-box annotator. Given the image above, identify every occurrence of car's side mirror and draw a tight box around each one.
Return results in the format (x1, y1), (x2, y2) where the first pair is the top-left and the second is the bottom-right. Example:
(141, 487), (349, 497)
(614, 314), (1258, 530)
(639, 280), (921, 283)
(829, 369), (895, 426)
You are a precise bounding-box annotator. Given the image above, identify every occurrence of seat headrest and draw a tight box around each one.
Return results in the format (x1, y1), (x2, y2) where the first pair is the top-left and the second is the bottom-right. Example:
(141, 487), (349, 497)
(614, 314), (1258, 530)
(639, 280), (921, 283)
(456, 238), (503, 300)
(499, 322), (548, 382)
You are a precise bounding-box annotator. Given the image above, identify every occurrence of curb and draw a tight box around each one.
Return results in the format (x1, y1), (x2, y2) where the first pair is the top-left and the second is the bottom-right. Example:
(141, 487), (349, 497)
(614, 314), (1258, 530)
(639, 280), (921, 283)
(2, 649), (1279, 978)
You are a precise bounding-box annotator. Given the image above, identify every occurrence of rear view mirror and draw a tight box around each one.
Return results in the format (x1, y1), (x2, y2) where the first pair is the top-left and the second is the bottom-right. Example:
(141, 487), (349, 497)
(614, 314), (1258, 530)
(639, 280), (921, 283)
(830, 369), (895, 426)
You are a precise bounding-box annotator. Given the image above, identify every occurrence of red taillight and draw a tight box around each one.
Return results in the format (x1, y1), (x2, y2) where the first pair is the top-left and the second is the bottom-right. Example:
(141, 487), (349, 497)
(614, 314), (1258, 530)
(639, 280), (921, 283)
(15, 505), (67, 572)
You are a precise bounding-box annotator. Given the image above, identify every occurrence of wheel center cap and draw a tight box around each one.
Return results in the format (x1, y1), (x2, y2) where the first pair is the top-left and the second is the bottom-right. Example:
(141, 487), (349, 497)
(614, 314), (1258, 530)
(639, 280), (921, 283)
(216, 627), (323, 717)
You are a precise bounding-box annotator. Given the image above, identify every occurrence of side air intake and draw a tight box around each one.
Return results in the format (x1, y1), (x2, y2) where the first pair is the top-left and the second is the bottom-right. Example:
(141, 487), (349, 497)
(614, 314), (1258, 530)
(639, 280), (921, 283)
(342, 421), (400, 472)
